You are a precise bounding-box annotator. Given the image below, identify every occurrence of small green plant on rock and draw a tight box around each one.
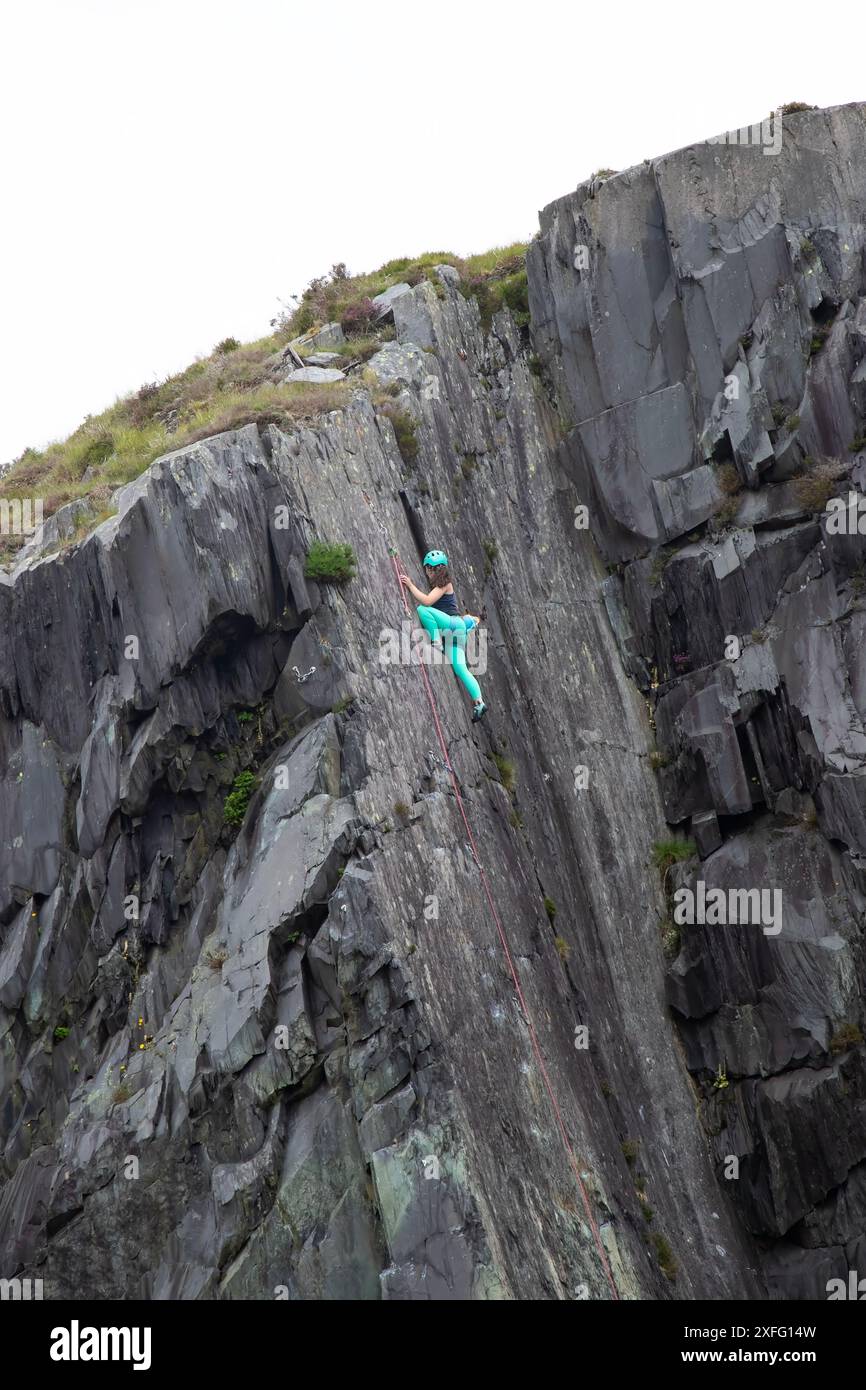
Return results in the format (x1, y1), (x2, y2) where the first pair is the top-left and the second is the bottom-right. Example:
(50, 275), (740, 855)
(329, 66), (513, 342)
(53, 1025), (70, 1042)
(651, 839), (696, 877)
(77, 434), (115, 474)
(492, 268), (530, 326)
(829, 1022), (864, 1055)
(649, 545), (676, 587)
(491, 752), (515, 794)
(377, 402), (419, 463)
(716, 463), (743, 496)
(224, 769), (258, 826)
(621, 1139), (640, 1167)
(304, 540), (357, 583)
(712, 495), (740, 532)
(544, 896), (557, 923)
(651, 1231), (679, 1281)
(460, 263), (530, 331)
(793, 461), (842, 513)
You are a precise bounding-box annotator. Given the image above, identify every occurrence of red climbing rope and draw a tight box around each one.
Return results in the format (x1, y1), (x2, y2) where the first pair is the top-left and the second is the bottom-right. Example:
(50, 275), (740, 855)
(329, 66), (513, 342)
(390, 550), (620, 1301)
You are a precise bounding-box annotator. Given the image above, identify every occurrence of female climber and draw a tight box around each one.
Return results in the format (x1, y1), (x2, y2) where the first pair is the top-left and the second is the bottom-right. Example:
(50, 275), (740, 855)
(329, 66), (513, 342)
(399, 549), (488, 721)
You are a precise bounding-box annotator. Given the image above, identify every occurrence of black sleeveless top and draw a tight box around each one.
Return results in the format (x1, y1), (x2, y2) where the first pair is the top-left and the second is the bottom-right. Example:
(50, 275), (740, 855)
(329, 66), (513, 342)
(433, 589), (458, 615)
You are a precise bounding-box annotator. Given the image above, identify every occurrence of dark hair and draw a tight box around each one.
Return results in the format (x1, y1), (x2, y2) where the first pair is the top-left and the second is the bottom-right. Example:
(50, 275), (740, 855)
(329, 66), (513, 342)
(426, 563), (450, 584)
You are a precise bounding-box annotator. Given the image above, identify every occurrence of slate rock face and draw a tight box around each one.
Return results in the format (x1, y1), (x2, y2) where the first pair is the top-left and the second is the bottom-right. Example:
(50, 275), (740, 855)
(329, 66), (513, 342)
(530, 101), (866, 1298)
(530, 103), (866, 556)
(371, 283), (412, 320)
(1, 103), (865, 1301)
(282, 366), (346, 384)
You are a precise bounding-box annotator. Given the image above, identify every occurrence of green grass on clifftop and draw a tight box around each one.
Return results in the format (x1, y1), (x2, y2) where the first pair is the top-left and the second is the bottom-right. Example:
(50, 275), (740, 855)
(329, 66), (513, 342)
(0, 241), (529, 565)
(280, 243), (529, 338)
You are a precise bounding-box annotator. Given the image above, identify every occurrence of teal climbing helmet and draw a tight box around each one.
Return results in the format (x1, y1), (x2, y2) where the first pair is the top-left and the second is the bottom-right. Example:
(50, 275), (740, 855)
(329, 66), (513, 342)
(423, 549), (448, 568)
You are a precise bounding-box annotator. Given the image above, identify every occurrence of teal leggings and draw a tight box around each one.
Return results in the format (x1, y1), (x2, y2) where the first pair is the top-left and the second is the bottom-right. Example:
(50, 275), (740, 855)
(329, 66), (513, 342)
(417, 605), (483, 703)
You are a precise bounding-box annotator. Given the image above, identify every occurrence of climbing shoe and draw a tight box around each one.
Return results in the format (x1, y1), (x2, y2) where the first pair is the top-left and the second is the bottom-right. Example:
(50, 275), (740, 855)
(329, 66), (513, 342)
(472, 701), (488, 722)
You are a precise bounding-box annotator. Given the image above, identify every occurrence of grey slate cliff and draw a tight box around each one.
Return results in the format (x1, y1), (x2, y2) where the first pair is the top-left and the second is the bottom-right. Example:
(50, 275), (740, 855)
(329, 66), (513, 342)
(1, 102), (865, 1299)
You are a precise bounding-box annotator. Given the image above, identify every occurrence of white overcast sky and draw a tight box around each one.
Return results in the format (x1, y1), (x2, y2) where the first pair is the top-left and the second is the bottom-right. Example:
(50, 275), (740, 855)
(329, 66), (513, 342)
(0, 0), (860, 463)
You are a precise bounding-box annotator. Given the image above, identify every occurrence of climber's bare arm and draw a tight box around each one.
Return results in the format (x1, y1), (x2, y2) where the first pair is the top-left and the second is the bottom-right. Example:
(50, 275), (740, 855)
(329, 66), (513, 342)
(399, 575), (446, 605)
